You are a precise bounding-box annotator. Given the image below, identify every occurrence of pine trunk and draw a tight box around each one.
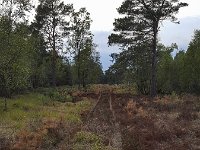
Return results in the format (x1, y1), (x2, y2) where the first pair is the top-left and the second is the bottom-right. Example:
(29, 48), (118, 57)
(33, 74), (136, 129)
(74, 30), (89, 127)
(150, 22), (158, 97)
(77, 46), (81, 89)
(52, 16), (56, 87)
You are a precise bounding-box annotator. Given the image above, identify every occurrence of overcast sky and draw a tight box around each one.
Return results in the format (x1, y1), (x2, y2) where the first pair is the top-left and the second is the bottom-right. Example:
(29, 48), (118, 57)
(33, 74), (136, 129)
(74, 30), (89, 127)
(67, 0), (200, 31)
(66, 0), (200, 70)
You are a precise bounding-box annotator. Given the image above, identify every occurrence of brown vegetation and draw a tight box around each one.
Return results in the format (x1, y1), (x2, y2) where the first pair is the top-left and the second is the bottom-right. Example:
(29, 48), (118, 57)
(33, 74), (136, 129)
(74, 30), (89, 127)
(1, 86), (200, 150)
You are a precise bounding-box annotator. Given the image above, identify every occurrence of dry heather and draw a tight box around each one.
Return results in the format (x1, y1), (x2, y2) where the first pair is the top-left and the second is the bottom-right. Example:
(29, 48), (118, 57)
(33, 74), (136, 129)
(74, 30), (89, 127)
(116, 94), (200, 150)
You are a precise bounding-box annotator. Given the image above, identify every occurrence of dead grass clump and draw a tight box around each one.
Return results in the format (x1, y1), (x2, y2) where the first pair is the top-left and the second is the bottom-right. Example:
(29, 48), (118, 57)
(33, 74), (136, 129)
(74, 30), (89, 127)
(12, 117), (71, 150)
(154, 96), (170, 104)
(194, 130), (200, 138)
(124, 100), (138, 117)
(154, 119), (174, 141)
(13, 130), (43, 150)
(122, 108), (193, 150)
(181, 95), (200, 111)
(121, 115), (156, 149)
(177, 98), (199, 121)
(122, 129), (140, 150)
(155, 103), (178, 112)
(124, 126), (156, 150)
(151, 96), (179, 112)
(123, 126), (164, 149)
(0, 136), (12, 150)
(162, 142), (191, 150)
(172, 124), (187, 138)
(136, 107), (148, 118)
(40, 118), (66, 148)
(124, 100), (149, 119)
(177, 110), (198, 121)
(27, 117), (43, 132)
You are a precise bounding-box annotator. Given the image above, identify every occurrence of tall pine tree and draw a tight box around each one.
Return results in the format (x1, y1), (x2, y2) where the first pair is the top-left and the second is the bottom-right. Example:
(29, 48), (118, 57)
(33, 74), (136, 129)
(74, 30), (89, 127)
(32, 0), (73, 87)
(109, 0), (188, 97)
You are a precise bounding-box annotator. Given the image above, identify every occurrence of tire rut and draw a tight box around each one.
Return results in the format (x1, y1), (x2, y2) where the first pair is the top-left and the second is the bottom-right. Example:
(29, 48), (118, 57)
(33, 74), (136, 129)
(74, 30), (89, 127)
(85, 92), (122, 150)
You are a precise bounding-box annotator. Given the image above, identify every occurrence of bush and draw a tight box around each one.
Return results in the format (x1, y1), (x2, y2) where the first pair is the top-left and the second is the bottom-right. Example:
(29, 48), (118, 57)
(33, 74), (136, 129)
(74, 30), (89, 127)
(170, 91), (179, 101)
(46, 89), (73, 103)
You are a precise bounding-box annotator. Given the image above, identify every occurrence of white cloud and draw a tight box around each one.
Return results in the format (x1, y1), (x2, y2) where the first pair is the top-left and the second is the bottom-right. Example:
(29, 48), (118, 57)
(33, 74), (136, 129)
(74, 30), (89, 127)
(66, 0), (123, 31)
(65, 0), (200, 32)
(93, 31), (120, 70)
(160, 16), (200, 49)
(177, 0), (200, 18)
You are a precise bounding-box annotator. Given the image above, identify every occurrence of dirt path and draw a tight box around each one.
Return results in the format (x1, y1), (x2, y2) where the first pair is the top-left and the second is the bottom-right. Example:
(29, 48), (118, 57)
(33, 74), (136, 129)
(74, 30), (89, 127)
(84, 92), (122, 150)
(82, 90), (200, 150)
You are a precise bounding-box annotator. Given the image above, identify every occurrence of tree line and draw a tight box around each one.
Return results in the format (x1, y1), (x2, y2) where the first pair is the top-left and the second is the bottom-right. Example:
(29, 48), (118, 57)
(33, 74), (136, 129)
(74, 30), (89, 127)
(0, 0), (103, 98)
(105, 29), (200, 95)
(1, 0), (200, 99)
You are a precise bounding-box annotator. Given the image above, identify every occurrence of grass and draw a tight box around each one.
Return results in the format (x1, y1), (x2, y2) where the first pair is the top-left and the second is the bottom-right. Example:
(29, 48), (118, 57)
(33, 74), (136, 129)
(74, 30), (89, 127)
(73, 131), (107, 150)
(88, 84), (137, 95)
(0, 89), (95, 149)
(0, 92), (92, 133)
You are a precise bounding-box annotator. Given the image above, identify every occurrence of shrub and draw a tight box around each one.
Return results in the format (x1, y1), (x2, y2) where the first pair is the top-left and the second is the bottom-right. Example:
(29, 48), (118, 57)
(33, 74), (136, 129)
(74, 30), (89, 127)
(170, 91), (179, 102)
(46, 89), (73, 103)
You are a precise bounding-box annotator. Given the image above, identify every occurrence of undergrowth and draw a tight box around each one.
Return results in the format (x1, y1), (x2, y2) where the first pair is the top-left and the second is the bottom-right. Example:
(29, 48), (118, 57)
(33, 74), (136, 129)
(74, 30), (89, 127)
(0, 90), (93, 149)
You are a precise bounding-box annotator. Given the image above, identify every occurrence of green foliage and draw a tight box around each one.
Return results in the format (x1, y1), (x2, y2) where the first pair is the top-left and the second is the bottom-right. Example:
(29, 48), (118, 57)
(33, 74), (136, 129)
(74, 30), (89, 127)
(170, 91), (179, 102)
(32, 0), (74, 86)
(72, 39), (103, 87)
(156, 30), (200, 95)
(73, 131), (106, 150)
(183, 30), (200, 93)
(47, 89), (73, 103)
(38, 87), (73, 103)
(0, 18), (34, 97)
(69, 8), (102, 88)
(0, 0), (33, 97)
(157, 44), (177, 94)
(104, 43), (152, 95)
(0, 0), (102, 100)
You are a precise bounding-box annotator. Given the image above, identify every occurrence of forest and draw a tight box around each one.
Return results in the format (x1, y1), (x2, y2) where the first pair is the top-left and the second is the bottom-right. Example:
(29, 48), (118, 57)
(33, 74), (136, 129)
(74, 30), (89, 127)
(0, 0), (200, 150)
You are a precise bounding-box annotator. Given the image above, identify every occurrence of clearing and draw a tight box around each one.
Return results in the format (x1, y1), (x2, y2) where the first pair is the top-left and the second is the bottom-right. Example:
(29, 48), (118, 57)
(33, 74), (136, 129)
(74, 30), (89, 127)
(0, 85), (200, 150)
